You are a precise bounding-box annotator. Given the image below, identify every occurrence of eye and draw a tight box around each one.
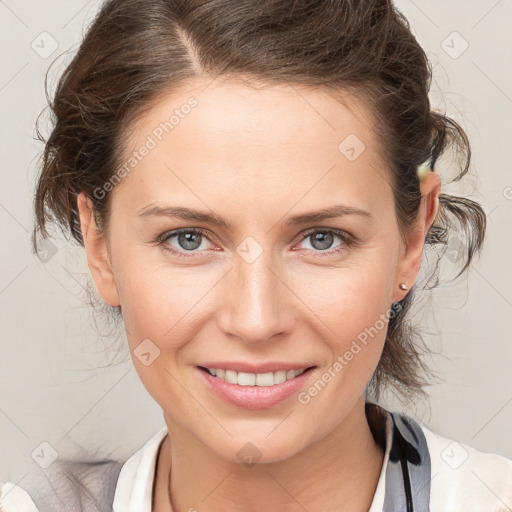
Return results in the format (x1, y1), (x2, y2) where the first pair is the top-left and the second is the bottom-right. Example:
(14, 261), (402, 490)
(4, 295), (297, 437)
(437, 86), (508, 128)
(156, 227), (355, 258)
(156, 228), (216, 257)
(295, 228), (355, 256)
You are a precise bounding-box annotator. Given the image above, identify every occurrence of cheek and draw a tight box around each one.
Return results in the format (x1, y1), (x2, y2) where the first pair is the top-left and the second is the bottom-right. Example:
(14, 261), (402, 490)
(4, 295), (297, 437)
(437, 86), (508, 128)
(308, 277), (389, 372)
(291, 245), (399, 394)
(295, 244), (398, 334)
(112, 244), (227, 359)
(293, 275), (392, 429)
(113, 261), (215, 407)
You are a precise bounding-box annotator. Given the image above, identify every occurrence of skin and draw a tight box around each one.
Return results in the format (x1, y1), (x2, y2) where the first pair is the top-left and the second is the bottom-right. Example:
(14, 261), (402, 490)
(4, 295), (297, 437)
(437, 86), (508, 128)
(77, 77), (440, 511)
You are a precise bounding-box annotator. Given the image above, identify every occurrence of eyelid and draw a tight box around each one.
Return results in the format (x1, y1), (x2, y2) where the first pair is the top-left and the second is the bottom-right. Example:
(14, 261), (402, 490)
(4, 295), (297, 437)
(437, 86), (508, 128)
(297, 227), (355, 243)
(156, 227), (213, 244)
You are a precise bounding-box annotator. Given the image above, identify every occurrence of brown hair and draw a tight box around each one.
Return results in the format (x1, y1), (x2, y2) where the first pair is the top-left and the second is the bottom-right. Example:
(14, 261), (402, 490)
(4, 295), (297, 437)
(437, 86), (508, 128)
(32, 0), (486, 401)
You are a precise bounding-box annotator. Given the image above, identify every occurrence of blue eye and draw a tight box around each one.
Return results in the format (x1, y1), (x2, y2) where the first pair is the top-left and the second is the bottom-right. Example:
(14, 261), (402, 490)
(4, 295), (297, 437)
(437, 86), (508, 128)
(297, 228), (355, 256)
(156, 227), (355, 258)
(156, 228), (214, 258)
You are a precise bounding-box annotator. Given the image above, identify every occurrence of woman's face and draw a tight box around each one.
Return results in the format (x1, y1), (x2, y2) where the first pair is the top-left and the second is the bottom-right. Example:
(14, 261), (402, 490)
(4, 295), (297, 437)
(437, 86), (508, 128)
(80, 78), (430, 463)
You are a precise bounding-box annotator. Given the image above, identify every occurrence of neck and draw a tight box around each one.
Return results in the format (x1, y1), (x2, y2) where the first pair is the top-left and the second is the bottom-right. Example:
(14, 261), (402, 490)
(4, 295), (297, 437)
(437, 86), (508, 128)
(153, 397), (384, 512)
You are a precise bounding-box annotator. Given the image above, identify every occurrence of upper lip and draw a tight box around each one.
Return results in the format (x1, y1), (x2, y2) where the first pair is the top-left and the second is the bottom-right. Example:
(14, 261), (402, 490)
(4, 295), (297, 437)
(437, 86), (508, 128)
(198, 362), (316, 374)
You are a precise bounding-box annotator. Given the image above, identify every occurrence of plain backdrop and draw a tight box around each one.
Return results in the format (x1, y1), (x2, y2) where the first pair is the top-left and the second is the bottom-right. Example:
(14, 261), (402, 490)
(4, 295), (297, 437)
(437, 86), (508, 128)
(1, 0), (511, 488)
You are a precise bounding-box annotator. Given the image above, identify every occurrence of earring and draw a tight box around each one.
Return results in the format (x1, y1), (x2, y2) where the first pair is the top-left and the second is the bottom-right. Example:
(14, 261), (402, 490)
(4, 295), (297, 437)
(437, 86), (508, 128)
(399, 283), (408, 290)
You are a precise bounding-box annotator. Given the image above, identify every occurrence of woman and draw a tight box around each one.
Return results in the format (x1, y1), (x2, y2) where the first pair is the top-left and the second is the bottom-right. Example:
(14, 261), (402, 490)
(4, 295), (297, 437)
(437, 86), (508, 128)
(1, 0), (511, 510)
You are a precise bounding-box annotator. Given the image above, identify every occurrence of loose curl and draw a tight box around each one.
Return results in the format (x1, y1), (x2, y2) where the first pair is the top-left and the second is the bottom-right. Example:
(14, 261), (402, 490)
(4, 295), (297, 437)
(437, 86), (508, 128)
(32, 0), (486, 401)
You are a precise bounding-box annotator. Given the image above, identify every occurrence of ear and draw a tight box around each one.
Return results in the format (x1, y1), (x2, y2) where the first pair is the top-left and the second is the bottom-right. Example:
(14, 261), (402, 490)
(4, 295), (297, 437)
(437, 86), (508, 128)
(393, 171), (441, 302)
(77, 192), (120, 307)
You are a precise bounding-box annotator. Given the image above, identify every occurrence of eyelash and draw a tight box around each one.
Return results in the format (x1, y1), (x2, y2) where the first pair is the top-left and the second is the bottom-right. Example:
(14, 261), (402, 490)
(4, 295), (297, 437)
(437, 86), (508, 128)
(155, 227), (356, 259)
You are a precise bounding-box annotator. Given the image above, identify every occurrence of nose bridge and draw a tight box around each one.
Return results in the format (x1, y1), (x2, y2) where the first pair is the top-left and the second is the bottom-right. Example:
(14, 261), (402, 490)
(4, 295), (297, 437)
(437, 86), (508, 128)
(218, 245), (294, 344)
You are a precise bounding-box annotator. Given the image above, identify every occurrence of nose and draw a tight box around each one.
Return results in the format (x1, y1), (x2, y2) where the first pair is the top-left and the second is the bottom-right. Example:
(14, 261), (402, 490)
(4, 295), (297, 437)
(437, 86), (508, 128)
(217, 251), (296, 345)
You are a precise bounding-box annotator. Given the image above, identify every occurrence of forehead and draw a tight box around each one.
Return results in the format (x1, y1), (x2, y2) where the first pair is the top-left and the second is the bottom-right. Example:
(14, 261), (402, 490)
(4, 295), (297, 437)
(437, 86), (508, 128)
(112, 78), (390, 219)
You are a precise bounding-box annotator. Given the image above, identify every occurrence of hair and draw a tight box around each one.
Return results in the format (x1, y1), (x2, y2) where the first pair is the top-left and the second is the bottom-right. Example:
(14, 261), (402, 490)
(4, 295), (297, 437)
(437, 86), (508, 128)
(32, 0), (486, 401)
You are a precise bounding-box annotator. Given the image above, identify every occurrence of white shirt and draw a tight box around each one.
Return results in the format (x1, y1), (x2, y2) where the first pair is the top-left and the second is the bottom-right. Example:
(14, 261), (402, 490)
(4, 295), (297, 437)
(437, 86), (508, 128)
(1, 408), (511, 511)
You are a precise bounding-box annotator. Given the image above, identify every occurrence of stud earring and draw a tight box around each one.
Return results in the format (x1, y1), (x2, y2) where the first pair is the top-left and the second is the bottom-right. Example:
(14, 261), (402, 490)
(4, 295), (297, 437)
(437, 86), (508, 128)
(399, 283), (408, 290)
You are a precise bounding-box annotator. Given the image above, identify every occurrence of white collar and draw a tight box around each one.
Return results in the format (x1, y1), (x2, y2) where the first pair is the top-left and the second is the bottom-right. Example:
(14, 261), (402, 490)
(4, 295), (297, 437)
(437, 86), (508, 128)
(112, 425), (168, 512)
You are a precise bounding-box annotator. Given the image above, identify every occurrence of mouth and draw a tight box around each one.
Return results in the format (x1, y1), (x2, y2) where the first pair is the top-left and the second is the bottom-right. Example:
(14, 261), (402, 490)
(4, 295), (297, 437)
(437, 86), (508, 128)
(196, 365), (317, 409)
(197, 366), (316, 386)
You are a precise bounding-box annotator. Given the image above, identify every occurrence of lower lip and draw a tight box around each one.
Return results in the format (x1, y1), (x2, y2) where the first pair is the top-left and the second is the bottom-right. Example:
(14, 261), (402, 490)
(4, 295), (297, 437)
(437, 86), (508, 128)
(197, 367), (316, 409)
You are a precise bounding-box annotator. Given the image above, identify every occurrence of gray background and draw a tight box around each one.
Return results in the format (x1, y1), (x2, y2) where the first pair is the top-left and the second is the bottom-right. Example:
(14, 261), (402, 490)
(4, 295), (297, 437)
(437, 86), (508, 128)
(1, 0), (511, 488)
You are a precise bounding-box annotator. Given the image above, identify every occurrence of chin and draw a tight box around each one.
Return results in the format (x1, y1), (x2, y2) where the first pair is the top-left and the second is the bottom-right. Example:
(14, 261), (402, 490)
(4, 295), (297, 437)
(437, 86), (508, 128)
(190, 429), (297, 465)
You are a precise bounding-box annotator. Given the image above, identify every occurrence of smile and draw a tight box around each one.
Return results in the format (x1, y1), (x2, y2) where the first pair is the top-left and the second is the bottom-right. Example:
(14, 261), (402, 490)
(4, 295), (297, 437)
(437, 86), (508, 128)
(200, 367), (310, 386)
(197, 365), (317, 409)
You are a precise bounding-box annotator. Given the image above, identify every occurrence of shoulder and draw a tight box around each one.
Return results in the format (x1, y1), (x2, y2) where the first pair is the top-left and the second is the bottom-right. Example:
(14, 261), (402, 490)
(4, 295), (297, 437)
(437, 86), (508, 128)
(0, 459), (124, 512)
(1, 426), (168, 512)
(420, 423), (512, 510)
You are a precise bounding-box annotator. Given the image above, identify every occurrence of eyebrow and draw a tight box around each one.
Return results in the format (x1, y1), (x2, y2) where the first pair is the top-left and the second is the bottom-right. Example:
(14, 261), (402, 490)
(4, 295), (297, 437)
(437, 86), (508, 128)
(136, 203), (372, 228)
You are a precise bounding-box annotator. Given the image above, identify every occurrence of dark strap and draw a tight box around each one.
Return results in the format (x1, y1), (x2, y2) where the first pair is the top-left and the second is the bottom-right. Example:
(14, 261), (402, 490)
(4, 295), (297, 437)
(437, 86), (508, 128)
(383, 412), (431, 512)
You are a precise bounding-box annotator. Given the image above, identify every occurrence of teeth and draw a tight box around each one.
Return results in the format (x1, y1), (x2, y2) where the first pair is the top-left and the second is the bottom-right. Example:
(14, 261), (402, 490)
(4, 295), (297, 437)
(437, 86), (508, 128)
(273, 371), (287, 384)
(206, 367), (306, 386)
(256, 372), (274, 386)
(238, 372), (255, 386)
(225, 370), (238, 384)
